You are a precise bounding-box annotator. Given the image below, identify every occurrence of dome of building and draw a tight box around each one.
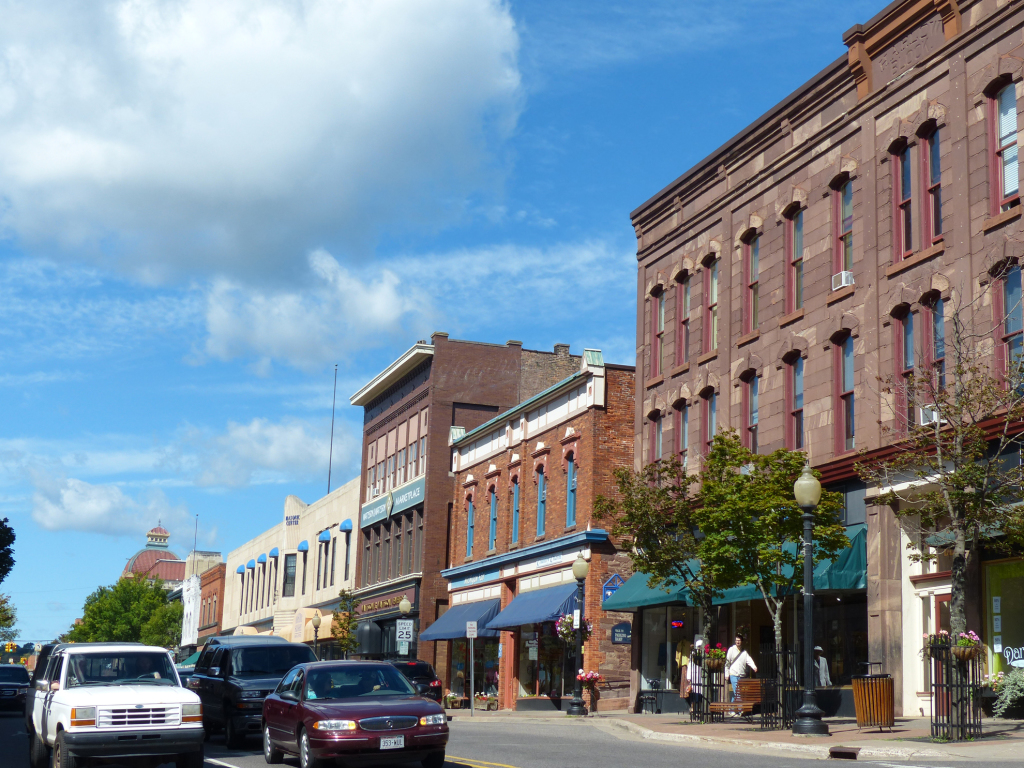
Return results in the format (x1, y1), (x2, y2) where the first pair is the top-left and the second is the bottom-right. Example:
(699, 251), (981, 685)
(122, 523), (184, 583)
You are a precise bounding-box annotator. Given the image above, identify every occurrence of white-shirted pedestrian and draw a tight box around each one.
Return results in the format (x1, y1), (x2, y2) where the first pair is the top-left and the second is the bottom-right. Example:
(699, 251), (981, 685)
(725, 634), (757, 703)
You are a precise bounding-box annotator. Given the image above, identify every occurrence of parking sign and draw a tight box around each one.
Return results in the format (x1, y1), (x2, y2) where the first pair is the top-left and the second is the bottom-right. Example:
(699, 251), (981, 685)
(466, 621), (478, 639)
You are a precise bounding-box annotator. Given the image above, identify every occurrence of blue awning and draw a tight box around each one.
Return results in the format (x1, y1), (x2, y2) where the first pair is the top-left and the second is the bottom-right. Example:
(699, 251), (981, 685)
(257, 553), (267, 564)
(269, 547), (279, 558)
(318, 529), (332, 543)
(340, 519), (353, 532)
(236, 565), (245, 574)
(246, 559), (256, 569)
(419, 599), (501, 641)
(298, 540), (309, 552)
(486, 583), (578, 630)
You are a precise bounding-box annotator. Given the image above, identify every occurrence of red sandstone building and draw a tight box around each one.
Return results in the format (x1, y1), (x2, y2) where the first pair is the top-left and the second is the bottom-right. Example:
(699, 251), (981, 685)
(422, 351), (635, 712)
(348, 334), (583, 668)
(197, 563), (227, 642)
(618, 0), (1024, 716)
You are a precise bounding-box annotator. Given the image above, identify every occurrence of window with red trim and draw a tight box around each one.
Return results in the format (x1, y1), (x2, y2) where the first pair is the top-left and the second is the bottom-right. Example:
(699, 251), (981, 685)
(922, 128), (942, 243)
(893, 145), (913, 259)
(744, 234), (759, 333)
(704, 259), (719, 352)
(648, 413), (662, 464)
(701, 391), (717, 455)
(1003, 264), (1023, 375)
(785, 356), (804, 450)
(785, 209), (804, 313)
(742, 374), (760, 453)
(990, 84), (1020, 214)
(677, 276), (690, 365)
(895, 308), (915, 431)
(651, 290), (665, 377)
(674, 401), (689, 469)
(834, 334), (855, 453)
(833, 181), (854, 274)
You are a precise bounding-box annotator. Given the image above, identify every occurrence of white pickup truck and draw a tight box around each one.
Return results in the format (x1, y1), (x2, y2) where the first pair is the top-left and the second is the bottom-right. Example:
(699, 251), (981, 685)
(27, 643), (204, 768)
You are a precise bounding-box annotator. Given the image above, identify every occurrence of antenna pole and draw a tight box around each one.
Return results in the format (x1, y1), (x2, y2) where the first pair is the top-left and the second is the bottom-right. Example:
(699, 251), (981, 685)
(192, 514), (199, 577)
(328, 364), (338, 494)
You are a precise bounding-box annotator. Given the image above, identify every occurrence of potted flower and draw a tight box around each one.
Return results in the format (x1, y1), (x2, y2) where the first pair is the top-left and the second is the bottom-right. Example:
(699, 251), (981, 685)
(556, 613), (592, 644)
(952, 630), (982, 662)
(980, 671), (1006, 717)
(577, 670), (603, 710)
(704, 642), (727, 672)
(920, 630), (950, 658)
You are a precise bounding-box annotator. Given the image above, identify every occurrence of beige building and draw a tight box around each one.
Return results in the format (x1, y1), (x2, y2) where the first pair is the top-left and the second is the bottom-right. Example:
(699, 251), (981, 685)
(221, 477), (360, 655)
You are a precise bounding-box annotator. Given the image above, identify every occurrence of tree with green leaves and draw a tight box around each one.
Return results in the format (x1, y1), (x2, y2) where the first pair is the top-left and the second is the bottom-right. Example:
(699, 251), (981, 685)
(66, 577), (169, 643)
(594, 455), (739, 639)
(141, 601), (184, 649)
(856, 274), (1024, 640)
(697, 431), (847, 648)
(0, 594), (17, 643)
(331, 589), (360, 657)
(0, 517), (15, 585)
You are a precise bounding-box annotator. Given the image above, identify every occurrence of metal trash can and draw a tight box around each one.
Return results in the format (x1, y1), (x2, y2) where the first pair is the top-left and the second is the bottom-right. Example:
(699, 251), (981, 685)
(852, 662), (894, 731)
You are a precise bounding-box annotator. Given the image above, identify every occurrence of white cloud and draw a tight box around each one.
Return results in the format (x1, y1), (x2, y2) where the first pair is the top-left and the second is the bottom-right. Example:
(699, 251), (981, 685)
(201, 249), (430, 372)
(30, 472), (190, 538)
(0, 0), (521, 280)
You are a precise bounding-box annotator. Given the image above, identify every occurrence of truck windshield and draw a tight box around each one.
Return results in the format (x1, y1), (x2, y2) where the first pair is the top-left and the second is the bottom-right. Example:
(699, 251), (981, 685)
(66, 653), (179, 687)
(230, 646), (316, 677)
(0, 667), (30, 683)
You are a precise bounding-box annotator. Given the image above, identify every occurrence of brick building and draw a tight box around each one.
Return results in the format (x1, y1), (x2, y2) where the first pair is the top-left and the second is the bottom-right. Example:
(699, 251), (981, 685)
(420, 351), (635, 712)
(619, 0), (1024, 716)
(197, 563), (227, 643)
(348, 334), (582, 668)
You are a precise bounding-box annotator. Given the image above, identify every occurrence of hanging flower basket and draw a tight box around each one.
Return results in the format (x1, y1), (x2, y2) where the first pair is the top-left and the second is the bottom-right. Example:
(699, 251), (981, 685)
(705, 658), (725, 673)
(952, 645), (981, 662)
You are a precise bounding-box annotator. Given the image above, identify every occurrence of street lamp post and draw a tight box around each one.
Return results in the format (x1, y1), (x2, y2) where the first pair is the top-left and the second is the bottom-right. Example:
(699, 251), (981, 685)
(566, 554), (590, 717)
(792, 463), (829, 736)
(312, 611), (322, 661)
(399, 596), (412, 659)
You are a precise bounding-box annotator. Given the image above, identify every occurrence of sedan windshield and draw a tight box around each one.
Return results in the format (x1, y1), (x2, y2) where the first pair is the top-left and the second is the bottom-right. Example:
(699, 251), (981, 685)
(230, 646), (316, 677)
(306, 665), (416, 700)
(0, 667), (30, 683)
(66, 653), (178, 688)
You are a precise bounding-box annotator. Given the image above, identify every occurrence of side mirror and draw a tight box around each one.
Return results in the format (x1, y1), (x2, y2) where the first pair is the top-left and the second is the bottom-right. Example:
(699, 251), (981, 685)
(279, 690), (298, 702)
(208, 667), (221, 677)
(49, 681), (60, 692)
(36, 680), (48, 692)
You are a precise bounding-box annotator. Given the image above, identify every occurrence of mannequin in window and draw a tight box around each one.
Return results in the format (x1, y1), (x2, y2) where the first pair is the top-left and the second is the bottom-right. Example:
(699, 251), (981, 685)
(676, 638), (693, 695)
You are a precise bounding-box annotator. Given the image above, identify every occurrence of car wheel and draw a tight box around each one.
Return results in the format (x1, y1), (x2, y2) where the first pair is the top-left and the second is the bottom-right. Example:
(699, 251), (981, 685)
(421, 751), (446, 768)
(262, 724), (283, 764)
(28, 728), (50, 768)
(224, 716), (244, 750)
(298, 729), (320, 768)
(52, 731), (78, 768)
(175, 746), (204, 768)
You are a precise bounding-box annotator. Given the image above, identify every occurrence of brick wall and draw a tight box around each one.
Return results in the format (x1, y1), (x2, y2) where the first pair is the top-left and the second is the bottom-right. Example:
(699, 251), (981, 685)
(520, 345), (582, 401)
(198, 563), (227, 641)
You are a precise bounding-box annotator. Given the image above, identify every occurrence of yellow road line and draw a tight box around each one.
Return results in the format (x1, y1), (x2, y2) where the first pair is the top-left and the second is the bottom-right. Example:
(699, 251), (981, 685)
(447, 756), (521, 768)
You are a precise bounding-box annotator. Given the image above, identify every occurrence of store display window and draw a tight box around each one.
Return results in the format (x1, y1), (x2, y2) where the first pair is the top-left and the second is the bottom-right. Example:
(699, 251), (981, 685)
(451, 638), (500, 697)
(640, 606), (692, 691)
(516, 622), (572, 699)
(985, 559), (1024, 674)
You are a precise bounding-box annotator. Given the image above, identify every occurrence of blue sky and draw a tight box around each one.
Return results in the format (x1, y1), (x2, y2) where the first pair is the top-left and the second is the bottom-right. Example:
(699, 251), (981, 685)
(0, 0), (881, 642)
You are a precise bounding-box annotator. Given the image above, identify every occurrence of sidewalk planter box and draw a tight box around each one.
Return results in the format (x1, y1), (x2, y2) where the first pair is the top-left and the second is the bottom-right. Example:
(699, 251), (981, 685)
(852, 674), (895, 731)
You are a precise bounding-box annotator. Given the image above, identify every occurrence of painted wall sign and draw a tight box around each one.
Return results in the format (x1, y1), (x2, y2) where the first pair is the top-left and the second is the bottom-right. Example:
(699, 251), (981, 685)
(1004, 645), (1024, 668)
(360, 476), (425, 528)
(285, 514), (300, 526)
(611, 621), (632, 644)
(450, 569), (501, 590)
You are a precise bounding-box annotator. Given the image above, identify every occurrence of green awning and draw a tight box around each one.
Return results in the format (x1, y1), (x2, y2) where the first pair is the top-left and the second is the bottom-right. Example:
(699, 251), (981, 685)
(177, 651), (201, 669)
(601, 524), (867, 612)
(924, 522), (1002, 548)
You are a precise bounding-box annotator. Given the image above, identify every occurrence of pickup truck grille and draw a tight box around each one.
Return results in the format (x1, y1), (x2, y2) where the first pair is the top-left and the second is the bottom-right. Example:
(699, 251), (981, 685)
(98, 706), (181, 728)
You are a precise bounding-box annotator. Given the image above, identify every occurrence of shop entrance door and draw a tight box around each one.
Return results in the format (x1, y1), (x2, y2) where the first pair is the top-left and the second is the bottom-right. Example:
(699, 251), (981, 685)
(933, 594), (951, 717)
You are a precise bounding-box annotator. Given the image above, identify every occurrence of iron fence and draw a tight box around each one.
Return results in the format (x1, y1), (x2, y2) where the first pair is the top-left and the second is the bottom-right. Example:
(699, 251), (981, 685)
(758, 643), (800, 730)
(688, 648), (727, 723)
(928, 641), (982, 742)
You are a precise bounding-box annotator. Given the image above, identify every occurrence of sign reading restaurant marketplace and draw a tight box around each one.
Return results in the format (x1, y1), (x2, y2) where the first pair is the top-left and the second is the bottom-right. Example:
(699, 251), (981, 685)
(360, 475), (425, 529)
(357, 586), (418, 618)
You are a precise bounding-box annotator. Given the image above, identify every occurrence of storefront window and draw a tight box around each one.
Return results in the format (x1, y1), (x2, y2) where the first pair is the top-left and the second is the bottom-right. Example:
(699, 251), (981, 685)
(799, 593), (868, 686)
(516, 622), (571, 698)
(451, 638), (500, 698)
(985, 558), (1024, 674)
(640, 606), (692, 691)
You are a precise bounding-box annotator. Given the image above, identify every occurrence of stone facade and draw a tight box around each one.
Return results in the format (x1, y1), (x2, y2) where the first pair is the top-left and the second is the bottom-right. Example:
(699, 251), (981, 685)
(445, 357), (636, 710)
(629, 0), (1024, 715)
(198, 563), (227, 642)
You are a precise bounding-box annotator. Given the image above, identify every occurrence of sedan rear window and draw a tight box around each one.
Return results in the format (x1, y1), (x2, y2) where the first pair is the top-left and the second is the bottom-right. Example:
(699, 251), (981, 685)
(230, 646), (316, 677)
(306, 665), (416, 700)
(393, 662), (435, 680)
(66, 653), (178, 687)
(0, 667), (29, 683)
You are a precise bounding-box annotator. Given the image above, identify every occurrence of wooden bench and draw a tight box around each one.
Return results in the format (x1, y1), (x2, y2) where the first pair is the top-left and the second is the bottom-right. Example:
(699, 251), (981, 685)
(708, 679), (762, 719)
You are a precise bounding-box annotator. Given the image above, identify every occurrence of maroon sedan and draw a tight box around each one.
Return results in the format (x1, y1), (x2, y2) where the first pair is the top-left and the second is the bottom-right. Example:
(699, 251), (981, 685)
(261, 661), (448, 768)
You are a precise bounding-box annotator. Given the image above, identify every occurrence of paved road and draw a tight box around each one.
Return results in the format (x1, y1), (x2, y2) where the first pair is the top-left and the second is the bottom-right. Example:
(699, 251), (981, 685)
(1, 711), (1018, 768)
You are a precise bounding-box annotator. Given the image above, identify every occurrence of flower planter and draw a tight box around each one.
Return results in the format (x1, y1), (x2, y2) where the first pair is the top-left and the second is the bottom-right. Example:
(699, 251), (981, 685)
(705, 658), (725, 673)
(951, 645), (981, 662)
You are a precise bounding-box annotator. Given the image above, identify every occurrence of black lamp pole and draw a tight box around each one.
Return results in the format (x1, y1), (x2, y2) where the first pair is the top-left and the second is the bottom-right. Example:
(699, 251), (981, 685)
(793, 466), (829, 736)
(567, 554), (590, 717)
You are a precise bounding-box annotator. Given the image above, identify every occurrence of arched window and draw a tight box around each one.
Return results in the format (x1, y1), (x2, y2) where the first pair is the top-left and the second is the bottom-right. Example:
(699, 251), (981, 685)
(701, 390), (717, 455)
(785, 355), (804, 450)
(566, 454), (577, 528)
(999, 263), (1024, 374)
(990, 83), (1020, 214)
(704, 258), (719, 352)
(676, 274), (691, 364)
(892, 141), (913, 260)
(466, 496), (475, 557)
(648, 412), (663, 464)
(212, 596), (217, 626)
(742, 373), (760, 453)
(674, 401), (689, 468)
(743, 232), (760, 333)
(833, 179), (854, 275)
(489, 487), (498, 551)
(651, 288), (666, 377)
(511, 477), (521, 544)
(834, 333), (856, 452)
(786, 208), (804, 313)
(536, 467), (546, 537)
(922, 127), (943, 243)
(923, 295), (946, 389)
(894, 305), (916, 430)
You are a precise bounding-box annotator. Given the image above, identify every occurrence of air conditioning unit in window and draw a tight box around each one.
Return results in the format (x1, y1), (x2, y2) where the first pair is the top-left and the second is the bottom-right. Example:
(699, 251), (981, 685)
(920, 405), (944, 426)
(832, 271), (855, 291)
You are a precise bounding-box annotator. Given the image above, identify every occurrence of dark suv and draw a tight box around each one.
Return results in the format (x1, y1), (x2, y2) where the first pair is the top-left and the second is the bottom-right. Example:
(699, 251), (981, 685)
(388, 659), (442, 702)
(0, 664), (30, 712)
(188, 636), (316, 748)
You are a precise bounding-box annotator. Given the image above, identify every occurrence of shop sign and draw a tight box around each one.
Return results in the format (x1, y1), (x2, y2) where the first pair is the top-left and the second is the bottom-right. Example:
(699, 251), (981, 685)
(603, 574), (624, 601)
(285, 514), (300, 526)
(527, 639), (538, 660)
(357, 587), (417, 617)
(611, 621), (632, 644)
(1004, 645), (1024, 668)
(360, 476), (425, 529)
(450, 569), (501, 590)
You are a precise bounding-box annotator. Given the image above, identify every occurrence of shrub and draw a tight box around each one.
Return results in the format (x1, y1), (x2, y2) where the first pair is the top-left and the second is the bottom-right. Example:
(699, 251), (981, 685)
(994, 668), (1024, 717)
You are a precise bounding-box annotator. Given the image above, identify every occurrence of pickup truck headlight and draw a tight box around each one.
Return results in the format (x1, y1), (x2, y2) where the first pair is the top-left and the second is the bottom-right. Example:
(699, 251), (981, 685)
(312, 720), (357, 731)
(71, 707), (96, 727)
(239, 690), (265, 698)
(419, 714), (445, 726)
(182, 704), (203, 724)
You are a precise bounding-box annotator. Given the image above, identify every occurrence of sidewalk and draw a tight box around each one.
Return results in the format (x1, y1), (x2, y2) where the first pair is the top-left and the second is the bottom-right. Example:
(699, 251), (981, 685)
(445, 708), (1024, 761)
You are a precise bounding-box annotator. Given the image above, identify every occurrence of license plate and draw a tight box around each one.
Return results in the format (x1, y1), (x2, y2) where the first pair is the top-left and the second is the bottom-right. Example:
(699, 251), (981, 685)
(380, 736), (405, 750)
